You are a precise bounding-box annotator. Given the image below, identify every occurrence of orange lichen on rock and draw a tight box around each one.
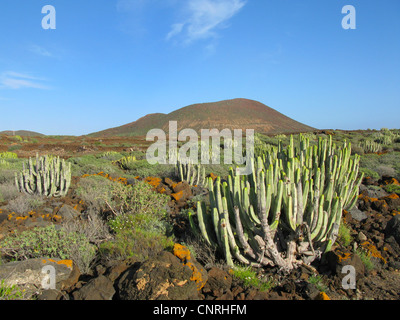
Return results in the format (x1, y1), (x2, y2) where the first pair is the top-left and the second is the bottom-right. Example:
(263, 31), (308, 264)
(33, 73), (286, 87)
(7, 212), (15, 221)
(315, 292), (331, 300)
(384, 178), (400, 186)
(173, 243), (191, 261)
(52, 214), (62, 222)
(173, 243), (207, 290)
(337, 251), (352, 263)
(144, 177), (162, 188)
(158, 187), (166, 194)
(41, 258), (74, 269)
(361, 241), (387, 264)
(81, 172), (129, 185)
(384, 193), (400, 200)
(171, 191), (184, 202)
(358, 194), (378, 202)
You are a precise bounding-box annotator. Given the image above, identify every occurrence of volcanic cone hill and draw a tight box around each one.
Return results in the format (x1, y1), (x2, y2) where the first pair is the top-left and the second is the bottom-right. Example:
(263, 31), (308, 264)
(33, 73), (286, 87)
(89, 98), (316, 137)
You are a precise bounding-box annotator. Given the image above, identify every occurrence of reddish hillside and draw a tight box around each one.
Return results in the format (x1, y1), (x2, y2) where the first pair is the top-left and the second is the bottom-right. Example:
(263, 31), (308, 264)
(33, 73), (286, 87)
(89, 98), (315, 137)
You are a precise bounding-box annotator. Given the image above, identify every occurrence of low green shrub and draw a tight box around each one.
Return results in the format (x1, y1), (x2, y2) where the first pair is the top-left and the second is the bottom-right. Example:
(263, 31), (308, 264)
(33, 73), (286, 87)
(99, 227), (174, 262)
(360, 152), (400, 180)
(75, 175), (115, 212)
(99, 180), (174, 261)
(0, 225), (97, 273)
(384, 184), (400, 195)
(0, 280), (26, 300)
(338, 223), (353, 247)
(5, 194), (45, 214)
(7, 145), (22, 152)
(308, 274), (329, 293)
(95, 151), (124, 161)
(359, 167), (380, 180)
(67, 155), (124, 177)
(232, 265), (275, 292)
(122, 159), (175, 178)
(0, 152), (18, 159)
(354, 247), (375, 271)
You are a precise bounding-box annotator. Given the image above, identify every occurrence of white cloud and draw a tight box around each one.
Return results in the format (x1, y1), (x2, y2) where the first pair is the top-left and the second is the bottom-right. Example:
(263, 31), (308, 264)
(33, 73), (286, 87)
(166, 23), (185, 41)
(0, 72), (49, 90)
(29, 45), (53, 57)
(166, 0), (247, 44)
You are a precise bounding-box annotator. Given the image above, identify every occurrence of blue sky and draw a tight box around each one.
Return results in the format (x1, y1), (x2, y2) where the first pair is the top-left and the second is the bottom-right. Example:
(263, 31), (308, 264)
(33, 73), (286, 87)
(0, 0), (399, 135)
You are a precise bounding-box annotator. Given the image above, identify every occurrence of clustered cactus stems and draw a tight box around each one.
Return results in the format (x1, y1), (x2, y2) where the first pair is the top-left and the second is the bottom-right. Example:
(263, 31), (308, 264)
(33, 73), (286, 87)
(176, 158), (206, 187)
(15, 154), (71, 198)
(372, 128), (400, 146)
(192, 135), (363, 273)
(359, 139), (382, 153)
(253, 135), (276, 159)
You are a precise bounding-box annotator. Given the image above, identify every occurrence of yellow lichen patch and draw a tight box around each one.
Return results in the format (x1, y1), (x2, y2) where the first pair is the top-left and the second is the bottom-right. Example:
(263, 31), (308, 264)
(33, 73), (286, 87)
(41, 213), (52, 220)
(56, 259), (73, 269)
(384, 193), (400, 200)
(336, 249), (352, 263)
(361, 241), (387, 264)
(158, 187), (166, 194)
(358, 194), (378, 202)
(384, 178), (400, 186)
(171, 182), (178, 189)
(173, 243), (207, 291)
(7, 212), (16, 221)
(144, 177), (162, 189)
(41, 258), (73, 269)
(81, 172), (129, 186)
(52, 214), (62, 222)
(315, 292), (331, 300)
(173, 243), (191, 261)
(171, 191), (184, 202)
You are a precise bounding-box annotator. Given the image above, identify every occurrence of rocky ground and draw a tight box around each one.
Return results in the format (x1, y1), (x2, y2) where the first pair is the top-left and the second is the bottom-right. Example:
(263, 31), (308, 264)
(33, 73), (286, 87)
(0, 173), (400, 301)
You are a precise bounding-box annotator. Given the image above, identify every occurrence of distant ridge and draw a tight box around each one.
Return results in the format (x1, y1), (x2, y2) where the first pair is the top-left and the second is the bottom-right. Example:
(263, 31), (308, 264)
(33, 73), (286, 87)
(0, 130), (44, 137)
(89, 98), (316, 137)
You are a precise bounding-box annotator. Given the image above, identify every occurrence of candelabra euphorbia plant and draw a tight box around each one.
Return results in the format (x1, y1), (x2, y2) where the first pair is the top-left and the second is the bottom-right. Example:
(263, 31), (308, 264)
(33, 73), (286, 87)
(175, 157), (207, 188)
(191, 135), (363, 273)
(15, 154), (71, 198)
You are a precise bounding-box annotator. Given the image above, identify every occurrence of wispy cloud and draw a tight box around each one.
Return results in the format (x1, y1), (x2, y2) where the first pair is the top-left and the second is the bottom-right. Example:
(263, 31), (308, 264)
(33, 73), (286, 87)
(29, 44), (53, 57)
(166, 0), (247, 44)
(0, 72), (49, 90)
